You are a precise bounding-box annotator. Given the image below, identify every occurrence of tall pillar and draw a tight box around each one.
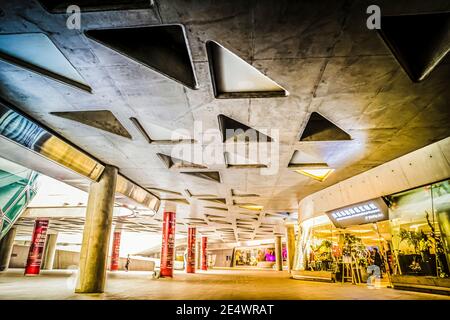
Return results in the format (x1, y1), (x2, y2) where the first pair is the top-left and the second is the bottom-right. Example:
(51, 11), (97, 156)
(0, 227), (17, 271)
(201, 236), (208, 271)
(186, 226), (196, 273)
(275, 235), (283, 271)
(41, 233), (58, 270)
(160, 208), (176, 277)
(110, 228), (122, 271)
(286, 224), (296, 273)
(75, 165), (117, 293)
(24, 219), (49, 275)
(195, 239), (201, 270)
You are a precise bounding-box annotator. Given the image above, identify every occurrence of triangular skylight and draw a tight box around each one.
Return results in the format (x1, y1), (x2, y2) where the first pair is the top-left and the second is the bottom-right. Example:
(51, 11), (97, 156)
(294, 167), (335, 182)
(288, 150), (328, 168)
(38, 0), (151, 12)
(218, 114), (273, 143)
(181, 171), (221, 183)
(206, 40), (288, 98)
(157, 153), (207, 169)
(0, 33), (91, 92)
(231, 189), (260, 198)
(224, 152), (268, 168)
(300, 112), (351, 141)
(378, 12), (450, 82)
(130, 117), (194, 144)
(51, 110), (131, 138)
(198, 198), (227, 205)
(85, 25), (198, 89)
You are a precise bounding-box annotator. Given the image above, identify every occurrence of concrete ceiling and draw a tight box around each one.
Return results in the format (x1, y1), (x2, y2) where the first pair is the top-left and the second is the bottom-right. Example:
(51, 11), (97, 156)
(0, 0), (449, 243)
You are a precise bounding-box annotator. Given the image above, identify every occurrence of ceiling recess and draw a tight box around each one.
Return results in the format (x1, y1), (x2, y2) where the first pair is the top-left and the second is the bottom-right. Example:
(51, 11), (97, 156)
(157, 153), (207, 169)
(204, 206), (228, 212)
(0, 33), (91, 93)
(206, 40), (288, 98)
(51, 110), (132, 139)
(218, 114), (273, 143)
(37, 0), (152, 12)
(300, 112), (351, 141)
(378, 12), (450, 82)
(181, 171), (222, 183)
(198, 198), (227, 205)
(231, 189), (260, 198)
(85, 25), (198, 90)
(129, 117), (195, 144)
(146, 188), (183, 197)
(224, 152), (268, 169)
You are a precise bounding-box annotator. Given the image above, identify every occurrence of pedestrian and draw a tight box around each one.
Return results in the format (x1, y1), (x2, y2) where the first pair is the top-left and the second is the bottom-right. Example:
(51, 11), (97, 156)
(125, 254), (131, 272)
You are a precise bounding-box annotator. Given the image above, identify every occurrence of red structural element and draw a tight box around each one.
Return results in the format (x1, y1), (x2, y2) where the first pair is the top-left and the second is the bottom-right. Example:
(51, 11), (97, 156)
(201, 236), (208, 271)
(186, 227), (196, 273)
(110, 230), (121, 271)
(160, 211), (176, 277)
(24, 219), (49, 275)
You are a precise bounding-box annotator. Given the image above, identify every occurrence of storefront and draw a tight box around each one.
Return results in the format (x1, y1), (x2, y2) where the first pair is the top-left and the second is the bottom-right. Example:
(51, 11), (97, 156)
(294, 179), (450, 293)
(233, 244), (287, 269)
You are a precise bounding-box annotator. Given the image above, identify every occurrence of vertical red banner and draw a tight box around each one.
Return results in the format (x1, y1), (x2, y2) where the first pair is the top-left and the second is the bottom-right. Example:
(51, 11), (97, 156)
(160, 211), (176, 277)
(24, 219), (49, 275)
(186, 227), (196, 273)
(110, 231), (121, 271)
(201, 236), (208, 271)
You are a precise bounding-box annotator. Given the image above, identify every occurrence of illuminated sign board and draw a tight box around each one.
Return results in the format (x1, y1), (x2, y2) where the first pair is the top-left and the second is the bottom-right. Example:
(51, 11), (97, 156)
(325, 198), (388, 228)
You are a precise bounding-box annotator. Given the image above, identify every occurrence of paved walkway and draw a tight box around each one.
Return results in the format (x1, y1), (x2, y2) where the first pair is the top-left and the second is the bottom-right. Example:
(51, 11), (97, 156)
(0, 268), (448, 300)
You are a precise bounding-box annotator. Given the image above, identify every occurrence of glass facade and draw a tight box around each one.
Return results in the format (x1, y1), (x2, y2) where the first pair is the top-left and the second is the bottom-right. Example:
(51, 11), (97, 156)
(0, 157), (39, 239)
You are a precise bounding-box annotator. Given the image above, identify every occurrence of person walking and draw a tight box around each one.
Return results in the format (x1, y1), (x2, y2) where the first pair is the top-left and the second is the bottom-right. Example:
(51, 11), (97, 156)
(125, 254), (131, 272)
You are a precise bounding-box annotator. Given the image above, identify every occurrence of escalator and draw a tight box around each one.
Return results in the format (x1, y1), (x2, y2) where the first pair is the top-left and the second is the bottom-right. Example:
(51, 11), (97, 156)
(0, 157), (39, 240)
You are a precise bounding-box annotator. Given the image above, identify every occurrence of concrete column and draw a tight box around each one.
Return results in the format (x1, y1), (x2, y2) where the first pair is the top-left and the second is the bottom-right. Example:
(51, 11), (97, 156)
(25, 219), (49, 275)
(41, 233), (58, 270)
(186, 226), (196, 273)
(195, 239), (201, 270)
(286, 224), (296, 273)
(275, 235), (283, 271)
(110, 228), (122, 271)
(0, 227), (17, 271)
(160, 208), (176, 277)
(75, 165), (118, 293)
(201, 236), (208, 271)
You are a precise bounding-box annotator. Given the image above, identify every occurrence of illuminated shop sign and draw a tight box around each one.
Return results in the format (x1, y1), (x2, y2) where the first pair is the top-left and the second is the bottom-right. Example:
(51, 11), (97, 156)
(326, 197), (388, 228)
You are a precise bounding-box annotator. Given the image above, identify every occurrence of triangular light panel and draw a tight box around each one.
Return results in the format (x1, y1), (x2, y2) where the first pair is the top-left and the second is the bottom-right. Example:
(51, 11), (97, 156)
(378, 12), (450, 82)
(51, 110), (131, 138)
(0, 33), (91, 92)
(85, 25), (198, 90)
(300, 112), (351, 141)
(206, 40), (288, 98)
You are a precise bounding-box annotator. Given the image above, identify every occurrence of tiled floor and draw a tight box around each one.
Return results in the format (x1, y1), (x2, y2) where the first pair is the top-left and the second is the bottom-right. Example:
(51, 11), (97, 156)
(0, 268), (448, 300)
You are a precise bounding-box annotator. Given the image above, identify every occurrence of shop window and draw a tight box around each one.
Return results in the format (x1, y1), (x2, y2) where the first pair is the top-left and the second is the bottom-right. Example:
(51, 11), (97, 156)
(387, 179), (450, 278)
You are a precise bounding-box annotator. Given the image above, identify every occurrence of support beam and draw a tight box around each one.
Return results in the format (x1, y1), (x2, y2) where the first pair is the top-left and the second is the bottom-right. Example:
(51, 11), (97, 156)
(275, 235), (283, 271)
(160, 208), (176, 277)
(41, 233), (58, 270)
(201, 236), (208, 271)
(286, 225), (296, 273)
(186, 226), (196, 273)
(75, 165), (118, 293)
(0, 227), (16, 271)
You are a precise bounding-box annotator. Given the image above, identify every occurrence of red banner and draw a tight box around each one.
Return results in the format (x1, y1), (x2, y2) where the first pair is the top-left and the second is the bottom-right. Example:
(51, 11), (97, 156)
(110, 231), (121, 271)
(24, 219), (49, 275)
(160, 211), (176, 277)
(186, 227), (196, 273)
(201, 236), (208, 271)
